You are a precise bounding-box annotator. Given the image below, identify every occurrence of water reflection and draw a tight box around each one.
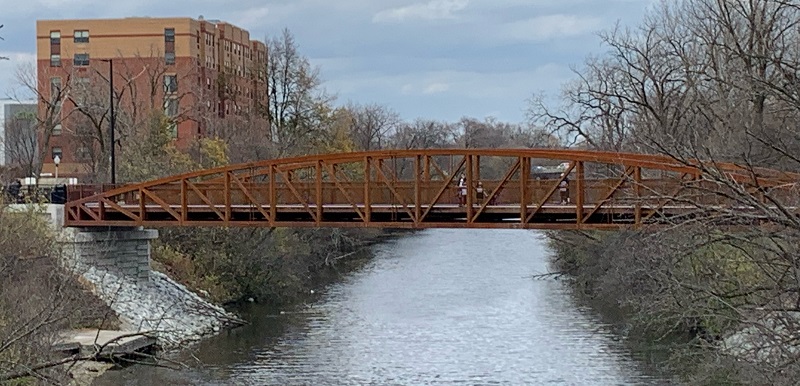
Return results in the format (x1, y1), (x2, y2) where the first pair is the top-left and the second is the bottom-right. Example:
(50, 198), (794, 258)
(98, 229), (672, 385)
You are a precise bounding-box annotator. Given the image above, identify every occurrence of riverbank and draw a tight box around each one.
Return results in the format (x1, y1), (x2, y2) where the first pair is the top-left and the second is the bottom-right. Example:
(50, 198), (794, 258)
(151, 227), (403, 307)
(76, 268), (244, 347)
(55, 229), (401, 385)
(544, 229), (798, 385)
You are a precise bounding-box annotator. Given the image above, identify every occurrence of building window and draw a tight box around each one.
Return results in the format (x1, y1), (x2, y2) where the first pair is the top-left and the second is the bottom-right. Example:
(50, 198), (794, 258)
(73, 77), (91, 108)
(164, 98), (178, 117)
(163, 74), (178, 93)
(74, 53), (90, 66)
(164, 97), (179, 139)
(50, 31), (61, 63)
(51, 147), (63, 160)
(50, 77), (62, 100)
(165, 28), (176, 65)
(76, 145), (90, 161)
(73, 30), (89, 43)
(167, 122), (178, 139)
(50, 77), (63, 135)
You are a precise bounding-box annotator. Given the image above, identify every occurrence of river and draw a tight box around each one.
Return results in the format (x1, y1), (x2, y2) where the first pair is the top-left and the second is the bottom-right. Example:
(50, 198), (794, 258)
(97, 229), (673, 385)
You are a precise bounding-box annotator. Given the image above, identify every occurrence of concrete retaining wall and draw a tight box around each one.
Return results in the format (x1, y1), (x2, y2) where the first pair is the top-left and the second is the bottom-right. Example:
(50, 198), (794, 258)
(61, 228), (158, 283)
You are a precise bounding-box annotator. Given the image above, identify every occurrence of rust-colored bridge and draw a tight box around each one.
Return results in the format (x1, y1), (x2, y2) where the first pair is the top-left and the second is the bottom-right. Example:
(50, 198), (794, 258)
(63, 149), (799, 229)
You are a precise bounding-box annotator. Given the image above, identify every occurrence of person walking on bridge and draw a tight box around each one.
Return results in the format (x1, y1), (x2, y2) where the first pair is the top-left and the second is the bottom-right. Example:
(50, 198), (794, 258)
(559, 177), (569, 205)
(457, 174), (467, 206)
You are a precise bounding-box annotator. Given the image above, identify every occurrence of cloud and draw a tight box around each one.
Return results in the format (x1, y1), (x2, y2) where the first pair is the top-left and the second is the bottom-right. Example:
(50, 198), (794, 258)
(227, 6), (270, 30)
(397, 80), (449, 96)
(0, 0), (655, 122)
(0, 52), (36, 98)
(499, 14), (602, 41)
(373, 0), (469, 23)
(423, 82), (450, 94)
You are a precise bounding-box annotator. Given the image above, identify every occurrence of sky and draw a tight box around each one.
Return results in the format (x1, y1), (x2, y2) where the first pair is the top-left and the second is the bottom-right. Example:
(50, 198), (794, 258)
(0, 0), (655, 123)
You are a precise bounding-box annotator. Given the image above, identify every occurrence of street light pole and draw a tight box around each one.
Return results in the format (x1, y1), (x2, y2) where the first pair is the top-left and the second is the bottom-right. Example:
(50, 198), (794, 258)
(53, 155), (60, 180)
(101, 59), (116, 184)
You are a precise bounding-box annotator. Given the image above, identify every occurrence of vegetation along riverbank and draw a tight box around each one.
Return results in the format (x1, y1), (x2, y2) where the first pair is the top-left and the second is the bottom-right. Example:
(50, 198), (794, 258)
(534, 2), (800, 385)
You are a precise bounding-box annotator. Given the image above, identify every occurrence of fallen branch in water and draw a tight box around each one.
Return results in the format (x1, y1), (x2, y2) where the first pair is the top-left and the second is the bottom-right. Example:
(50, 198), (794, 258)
(528, 271), (570, 280)
(324, 250), (360, 266)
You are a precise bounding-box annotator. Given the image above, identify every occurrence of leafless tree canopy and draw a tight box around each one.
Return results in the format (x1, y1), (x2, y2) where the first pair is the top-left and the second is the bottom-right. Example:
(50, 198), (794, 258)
(0, 206), (120, 384)
(266, 28), (334, 157)
(0, 24), (7, 61)
(534, 1), (800, 383)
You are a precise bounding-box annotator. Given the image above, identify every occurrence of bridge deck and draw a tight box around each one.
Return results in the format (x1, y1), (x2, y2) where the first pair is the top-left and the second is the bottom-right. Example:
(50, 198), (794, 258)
(67, 202), (707, 229)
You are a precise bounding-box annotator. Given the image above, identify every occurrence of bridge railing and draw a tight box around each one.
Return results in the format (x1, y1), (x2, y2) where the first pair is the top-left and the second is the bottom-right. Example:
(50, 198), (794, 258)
(67, 184), (124, 202)
(85, 177), (694, 209)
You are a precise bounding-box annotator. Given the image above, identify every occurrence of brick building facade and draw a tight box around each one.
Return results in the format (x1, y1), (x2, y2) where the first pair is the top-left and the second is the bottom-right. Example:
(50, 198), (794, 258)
(36, 17), (267, 179)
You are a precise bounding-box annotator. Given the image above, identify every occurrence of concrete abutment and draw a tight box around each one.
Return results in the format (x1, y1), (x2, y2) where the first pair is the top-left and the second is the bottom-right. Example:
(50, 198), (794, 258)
(60, 227), (158, 283)
(24, 204), (158, 284)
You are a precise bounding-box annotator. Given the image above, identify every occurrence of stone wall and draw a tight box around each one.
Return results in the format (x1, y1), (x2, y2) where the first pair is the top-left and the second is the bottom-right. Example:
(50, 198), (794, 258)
(60, 228), (158, 284)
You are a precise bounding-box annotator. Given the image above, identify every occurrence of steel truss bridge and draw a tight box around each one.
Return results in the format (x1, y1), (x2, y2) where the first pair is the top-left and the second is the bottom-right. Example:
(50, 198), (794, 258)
(63, 149), (800, 229)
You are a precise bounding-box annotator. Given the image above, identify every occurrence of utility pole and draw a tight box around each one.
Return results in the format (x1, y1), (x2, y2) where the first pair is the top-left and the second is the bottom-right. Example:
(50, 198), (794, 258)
(101, 59), (116, 184)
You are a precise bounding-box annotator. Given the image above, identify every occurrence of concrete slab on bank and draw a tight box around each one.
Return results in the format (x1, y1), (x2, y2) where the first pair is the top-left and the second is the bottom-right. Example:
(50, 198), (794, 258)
(54, 329), (156, 357)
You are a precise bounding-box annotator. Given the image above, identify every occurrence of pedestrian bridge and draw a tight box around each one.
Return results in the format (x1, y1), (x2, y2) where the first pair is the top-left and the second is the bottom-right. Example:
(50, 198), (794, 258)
(63, 149), (799, 229)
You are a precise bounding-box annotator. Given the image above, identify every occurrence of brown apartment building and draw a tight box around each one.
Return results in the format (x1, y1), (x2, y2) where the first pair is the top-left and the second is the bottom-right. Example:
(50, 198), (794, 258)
(36, 17), (267, 179)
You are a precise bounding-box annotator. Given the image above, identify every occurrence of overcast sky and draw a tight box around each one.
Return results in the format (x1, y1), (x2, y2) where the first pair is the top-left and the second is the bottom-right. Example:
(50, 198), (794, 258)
(0, 0), (654, 123)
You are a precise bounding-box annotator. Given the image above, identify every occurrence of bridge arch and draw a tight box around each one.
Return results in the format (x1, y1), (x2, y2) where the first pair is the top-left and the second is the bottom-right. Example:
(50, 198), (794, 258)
(64, 149), (798, 229)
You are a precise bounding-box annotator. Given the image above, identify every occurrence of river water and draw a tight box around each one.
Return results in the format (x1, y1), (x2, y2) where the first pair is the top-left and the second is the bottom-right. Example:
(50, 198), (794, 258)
(98, 229), (673, 385)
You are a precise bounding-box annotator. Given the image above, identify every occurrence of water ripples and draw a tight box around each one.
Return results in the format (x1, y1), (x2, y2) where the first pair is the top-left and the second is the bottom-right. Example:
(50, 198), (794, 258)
(98, 229), (673, 385)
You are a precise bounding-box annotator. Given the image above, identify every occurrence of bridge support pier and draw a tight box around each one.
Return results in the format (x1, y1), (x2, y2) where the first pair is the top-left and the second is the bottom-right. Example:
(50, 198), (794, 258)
(60, 227), (158, 284)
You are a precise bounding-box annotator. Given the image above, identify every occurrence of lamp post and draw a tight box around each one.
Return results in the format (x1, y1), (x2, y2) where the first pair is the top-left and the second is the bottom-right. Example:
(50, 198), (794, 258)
(53, 155), (60, 180)
(100, 59), (116, 184)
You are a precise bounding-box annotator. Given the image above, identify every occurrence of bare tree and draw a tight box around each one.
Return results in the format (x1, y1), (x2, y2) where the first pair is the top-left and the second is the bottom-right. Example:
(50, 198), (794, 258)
(536, 1), (800, 383)
(0, 205), (122, 384)
(266, 28), (334, 157)
(2, 107), (39, 177)
(388, 119), (456, 150)
(12, 63), (72, 178)
(0, 24), (7, 61)
(344, 103), (400, 151)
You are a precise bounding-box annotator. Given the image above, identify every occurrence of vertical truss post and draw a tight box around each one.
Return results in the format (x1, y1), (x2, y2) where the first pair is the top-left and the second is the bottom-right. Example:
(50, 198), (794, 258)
(180, 179), (187, 224)
(423, 155), (430, 183)
(414, 155), (421, 225)
(475, 155), (481, 183)
(576, 161), (584, 226)
(364, 156), (371, 223)
(391, 157), (397, 184)
(377, 158), (384, 204)
(269, 165), (276, 226)
(224, 171), (231, 224)
(466, 154), (474, 223)
(316, 160), (323, 225)
(138, 188), (145, 223)
(520, 156), (529, 224)
(634, 166), (642, 227)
